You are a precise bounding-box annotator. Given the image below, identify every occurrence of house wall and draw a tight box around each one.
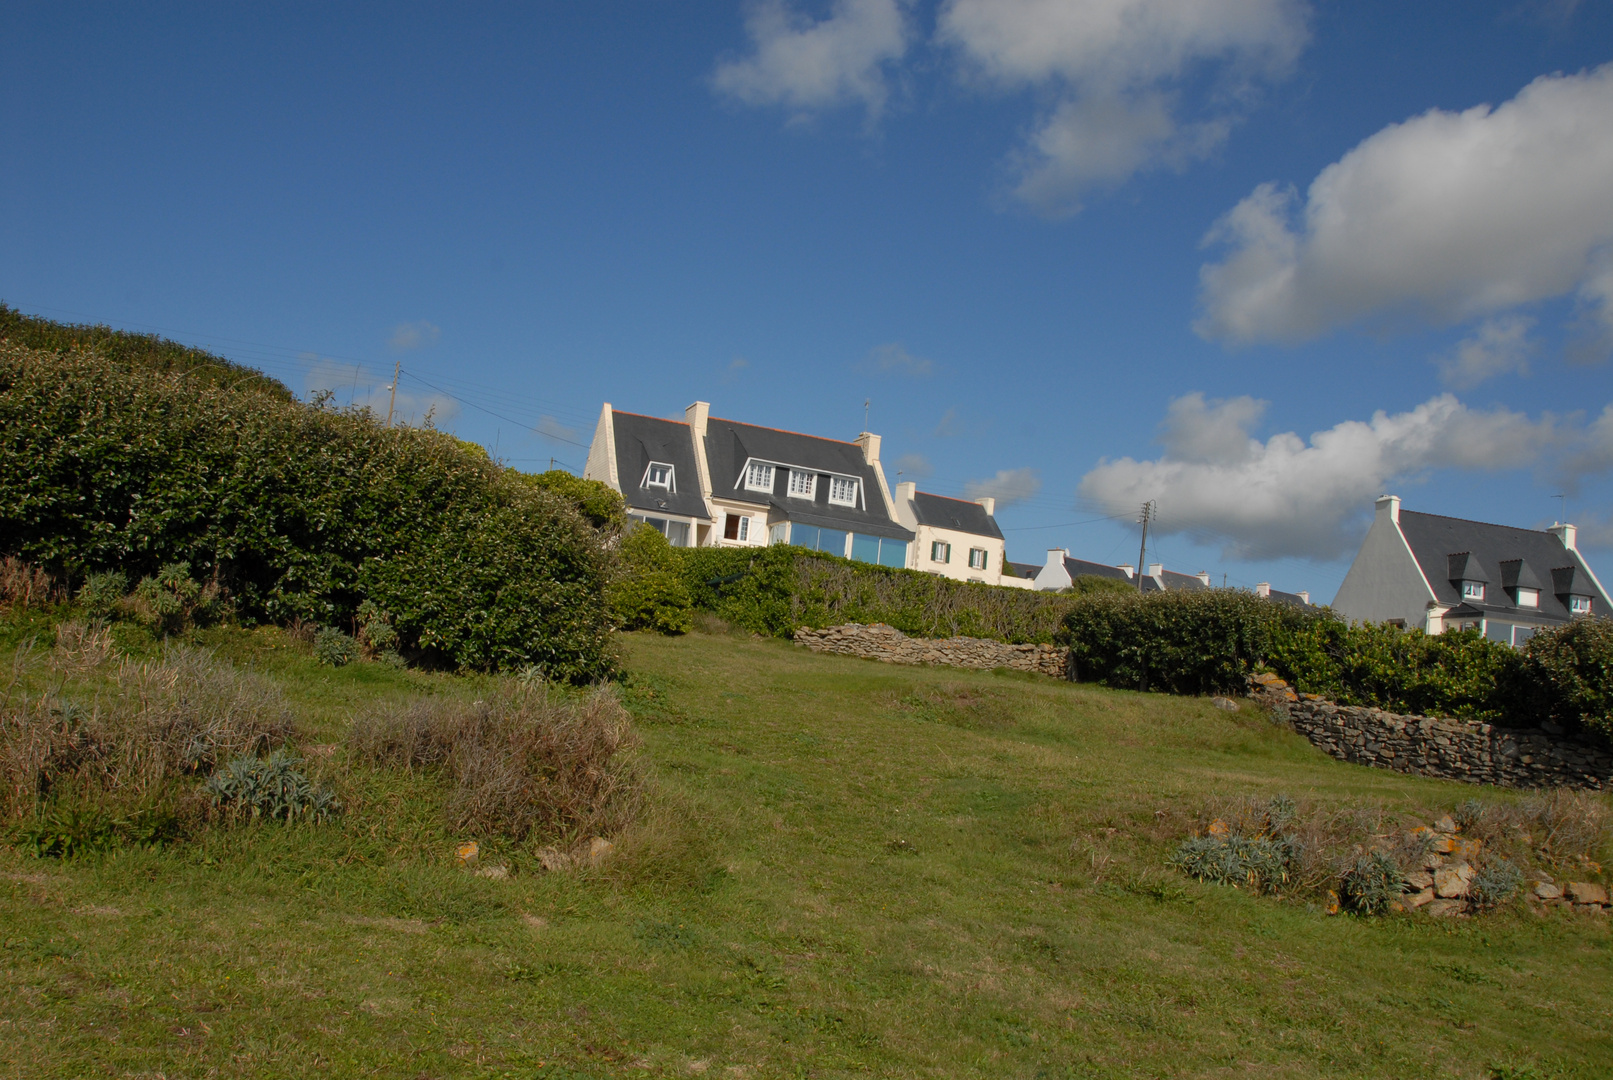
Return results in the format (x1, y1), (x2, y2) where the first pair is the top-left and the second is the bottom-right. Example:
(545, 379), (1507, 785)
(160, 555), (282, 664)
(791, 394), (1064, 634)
(582, 403), (618, 489)
(911, 523), (1006, 585)
(1032, 549), (1072, 591)
(1332, 496), (1437, 628)
(708, 499), (769, 547)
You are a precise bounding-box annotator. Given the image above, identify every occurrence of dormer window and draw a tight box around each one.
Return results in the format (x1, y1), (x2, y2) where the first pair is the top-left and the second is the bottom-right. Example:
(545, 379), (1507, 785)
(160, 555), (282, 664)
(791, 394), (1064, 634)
(644, 462), (673, 489)
(828, 476), (859, 507)
(1462, 581), (1485, 601)
(745, 462), (774, 492)
(1515, 587), (1539, 608)
(1569, 595), (1592, 615)
(787, 470), (816, 499)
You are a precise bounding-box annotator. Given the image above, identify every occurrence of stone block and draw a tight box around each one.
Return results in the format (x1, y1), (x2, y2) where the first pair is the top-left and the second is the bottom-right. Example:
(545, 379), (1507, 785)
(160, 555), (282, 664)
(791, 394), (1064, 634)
(1566, 882), (1609, 906)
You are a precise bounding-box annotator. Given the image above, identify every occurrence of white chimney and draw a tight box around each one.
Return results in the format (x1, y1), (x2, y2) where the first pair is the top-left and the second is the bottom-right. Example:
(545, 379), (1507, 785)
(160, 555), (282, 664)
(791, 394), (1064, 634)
(896, 480), (916, 503)
(1147, 563), (1163, 581)
(1297, 590), (1310, 605)
(1196, 571), (1211, 586)
(1375, 494), (1401, 524)
(855, 432), (881, 464)
(1255, 582), (1271, 599)
(1046, 547), (1068, 568)
(1549, 522), (1578, 551)
(975, 496), (996, 517)
(685, 400), (709, 439)
(1116, 564), (1134, 579)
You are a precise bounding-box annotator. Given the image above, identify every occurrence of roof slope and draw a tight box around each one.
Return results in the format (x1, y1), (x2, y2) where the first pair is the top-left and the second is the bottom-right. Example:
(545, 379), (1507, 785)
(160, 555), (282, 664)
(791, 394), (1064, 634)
(611, 411), (709, 520)
(909, 492), (1003, 540)
(1396, 510), (1608, 623)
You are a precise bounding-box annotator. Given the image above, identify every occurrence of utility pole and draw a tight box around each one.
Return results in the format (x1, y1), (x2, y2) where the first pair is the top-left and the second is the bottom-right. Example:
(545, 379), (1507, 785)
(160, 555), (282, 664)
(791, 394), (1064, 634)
(385, 362), (401, 428)
(864, 398), (871, 431)
(1136, 501), (1154, 592)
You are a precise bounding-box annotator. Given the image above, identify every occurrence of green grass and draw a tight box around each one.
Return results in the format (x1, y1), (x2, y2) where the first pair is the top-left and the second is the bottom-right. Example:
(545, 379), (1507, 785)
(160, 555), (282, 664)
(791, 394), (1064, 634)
(3, 625), (1611, 1078)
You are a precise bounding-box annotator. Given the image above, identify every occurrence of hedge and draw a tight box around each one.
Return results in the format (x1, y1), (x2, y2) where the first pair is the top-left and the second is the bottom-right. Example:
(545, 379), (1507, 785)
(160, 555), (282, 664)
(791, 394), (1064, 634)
(0, 339), (615, 679)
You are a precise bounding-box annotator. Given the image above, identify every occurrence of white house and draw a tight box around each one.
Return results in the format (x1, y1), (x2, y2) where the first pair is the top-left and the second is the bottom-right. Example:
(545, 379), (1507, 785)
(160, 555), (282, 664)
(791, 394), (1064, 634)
(891, 483), (1027, 587)
(1332, 495), (1610, 644)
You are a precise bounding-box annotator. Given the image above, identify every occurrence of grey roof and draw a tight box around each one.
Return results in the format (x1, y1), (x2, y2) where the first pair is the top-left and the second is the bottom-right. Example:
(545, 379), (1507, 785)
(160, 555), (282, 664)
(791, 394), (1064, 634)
(1397, 510), (1609, 625)
(703, 417), (913, 542)
(1063, 557), (1132, 583)
(909, 492), (1003, 540)
(610, 411), (710, 521)
(1006, 561), (1041, 580)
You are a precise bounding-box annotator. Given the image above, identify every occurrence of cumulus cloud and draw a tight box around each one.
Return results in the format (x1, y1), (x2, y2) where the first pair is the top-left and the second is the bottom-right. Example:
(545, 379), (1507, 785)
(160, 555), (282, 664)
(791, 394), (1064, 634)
(1435, 315), (1536, 389)
(965, 466), (1041, 507)
(893, 452), (933, 478)
(303, 358), (457, 424)
(1197, 64), (1613, 346)
(388, 320), (441, 351)
(1078, 392), (1565, 561)
(863, 341), (932, 376)
(712, 0), (910, 123)
(939, 0), (1309, 215)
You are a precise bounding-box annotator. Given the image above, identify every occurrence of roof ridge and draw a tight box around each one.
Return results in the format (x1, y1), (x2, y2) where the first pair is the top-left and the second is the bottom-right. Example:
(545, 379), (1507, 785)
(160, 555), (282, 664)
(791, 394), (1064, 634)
(612, 409), (688, 426)
(1400, 509), (1552, 535)
(709, 416), (858, 446)
(916, 490), (986, 507)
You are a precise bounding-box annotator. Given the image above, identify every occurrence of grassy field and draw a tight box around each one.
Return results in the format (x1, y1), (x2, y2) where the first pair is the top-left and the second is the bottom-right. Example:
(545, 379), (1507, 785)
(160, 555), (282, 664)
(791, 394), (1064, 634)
(2, 622), (1610, 1079)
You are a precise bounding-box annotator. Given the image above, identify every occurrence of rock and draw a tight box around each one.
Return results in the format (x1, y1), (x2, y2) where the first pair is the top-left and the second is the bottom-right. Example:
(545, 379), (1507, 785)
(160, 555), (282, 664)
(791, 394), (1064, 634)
(1434, 866), (1471, 899)
(475, 864), (509, 880)
(1251, 672), (1286, 687)
(1211, 697), (1240, 712)
(1430, 836), (1457, 854)
(1422, 853), (1447, 870)
(1405, 870), (1435, 890)
(536, 847), (571, 872)
(1325, 890), (1340, 916)
(1406, 887), (1435, 909)
(455, 840), (480, 865)
(1533, 882), (1563, 900)
(1566, 882), (1609, 906)
(1423, 898), (1463, 918)
(586, 836), (615, 867)
(1433, 816), (1458, 834)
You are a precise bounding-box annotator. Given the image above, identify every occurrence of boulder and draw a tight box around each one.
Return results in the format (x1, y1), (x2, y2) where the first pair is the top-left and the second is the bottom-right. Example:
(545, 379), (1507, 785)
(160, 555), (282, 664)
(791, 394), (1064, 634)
(1404, 870), (1435, 890)
(587, 836), (615, 867)
(1565, 882), (1609, 906)
(1405, 887), (1435, 909)
(1423, 899), (1463, 918)
(1211, 697), (1241, 712)
(1433, 815), (1458, 834)
(1533, 882), (1563, 901)
(455, 840), (480, 866)
(1434, 865), (1472, 899)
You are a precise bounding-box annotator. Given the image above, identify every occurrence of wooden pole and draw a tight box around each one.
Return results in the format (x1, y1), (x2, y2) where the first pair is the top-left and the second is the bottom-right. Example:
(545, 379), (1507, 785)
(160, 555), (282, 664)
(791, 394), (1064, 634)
(385, 362), (400, 428)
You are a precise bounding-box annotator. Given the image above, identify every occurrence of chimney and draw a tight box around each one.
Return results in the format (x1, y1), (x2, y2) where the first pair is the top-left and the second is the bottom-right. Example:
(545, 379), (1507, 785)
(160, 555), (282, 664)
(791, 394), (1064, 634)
(1116, 564), (1134, 579)
(975, 496), (996, 517)
(685, 400), (709, 439)
(1147, 563), (1163, 581)
(855, 432), (881, 464)
(1549, 522), (1578, 551)
(1046, 547), (1068, 568)
(896, 480), (916, 503)
(1375, 494), (1401, 524)
(1196, 571), (1211, 586)
(1297, 590), (1310, 605)
(1255, 582), (1271, 599)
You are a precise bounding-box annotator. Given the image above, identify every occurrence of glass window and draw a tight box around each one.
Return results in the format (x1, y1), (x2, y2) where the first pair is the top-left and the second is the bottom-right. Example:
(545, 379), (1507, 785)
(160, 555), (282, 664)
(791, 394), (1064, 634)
(1569, 595), (1592, 614)
(850, 534), (880, 564)
(631, 514), (669, 536)
(745, 462), (774, 492)
(788, 470), (816, 498)
(968, 548), (987, 570)
(877, 540), (907, 568)
(931, 540), (951, 564)
(769, 522), (789, 545)
(816, 529), (847, 556)
(1513, 625), (1537, 646)
(723, 514), (750, 541)
(666, 521), (689, 547)
(1462, 581), (1484, 600)
(829, 476), (859, 506)
(1485, 620), (1511, 643)
(1515, 587), (1539, 608)
(645, 462), (672, 488)
(792, 524), (819, 550)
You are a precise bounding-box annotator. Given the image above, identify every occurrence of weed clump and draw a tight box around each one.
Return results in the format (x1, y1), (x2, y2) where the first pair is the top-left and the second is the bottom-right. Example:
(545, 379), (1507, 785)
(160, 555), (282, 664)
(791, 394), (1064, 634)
(1171, 834), (1297, 893)
(205, 750), (339, 823)
(128, 562), (222, 635)
(314, 626), (359, 667)
(0, 557), (60, 611)
(1338, 852), (1404, 915)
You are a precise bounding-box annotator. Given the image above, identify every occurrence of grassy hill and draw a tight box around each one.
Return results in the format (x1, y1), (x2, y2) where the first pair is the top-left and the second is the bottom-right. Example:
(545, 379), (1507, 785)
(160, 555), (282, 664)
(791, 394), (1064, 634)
(2, 620), (1609, 1079)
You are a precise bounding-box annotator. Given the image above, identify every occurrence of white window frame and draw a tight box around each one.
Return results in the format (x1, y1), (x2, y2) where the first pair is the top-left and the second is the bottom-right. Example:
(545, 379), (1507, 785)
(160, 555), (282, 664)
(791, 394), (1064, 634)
(1462, 581), (1485, 601)
(769, 521), (789, 545)
(643, 461), (673, 490)
(787, 469), (816, 499)
(1515, 587), (1539, 608)
(968, 547), (987, 570)
(931, 540), (951, 564)
(1569, 595), (1592, 614)
(744, 461), (775, 493)
(828, 476), (859, 507)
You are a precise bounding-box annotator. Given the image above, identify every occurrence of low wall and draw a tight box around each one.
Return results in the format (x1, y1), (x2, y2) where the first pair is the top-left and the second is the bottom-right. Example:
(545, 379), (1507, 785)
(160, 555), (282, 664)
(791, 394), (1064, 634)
(793, 623), (1071, 679)
(1252, 678), (1612, 790)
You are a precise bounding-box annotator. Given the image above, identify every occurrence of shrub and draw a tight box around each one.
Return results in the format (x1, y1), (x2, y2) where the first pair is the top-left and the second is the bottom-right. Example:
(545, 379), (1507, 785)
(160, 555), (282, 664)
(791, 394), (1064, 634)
(355, 599), (399, 658)
(1338, 852), (1405, 915)
(11, 796), (181, 859)
(1170, 834), (1297, 893)
(610, 525), (693, 635)
(1, 556), (58, 611)
(1067, 574), (1137, 597)
(1059, 588), (1281, 695)
(1470, 858), (1522, 910)
(349, 685), (639, 845)
(204, 750), (339, 823)
(519, 469), (627, 531)
(76, 570), (128, 619)
(314, 626), (359, 667)
(128, 561), (221, 635)
(0, 337), (615, 678)
(1521, 616), (1613, 741)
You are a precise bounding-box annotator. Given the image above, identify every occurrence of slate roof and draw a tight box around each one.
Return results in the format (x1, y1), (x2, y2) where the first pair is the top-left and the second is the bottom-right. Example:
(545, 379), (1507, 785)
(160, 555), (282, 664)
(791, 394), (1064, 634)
(908, 492), (1004, 540)
(702, 418), (913, 541)
(1396, 510), (1609, 625)
(1006, 561), (1042, 581)
(1061, 557), (1132, 583)
(609, 411), (710, 521)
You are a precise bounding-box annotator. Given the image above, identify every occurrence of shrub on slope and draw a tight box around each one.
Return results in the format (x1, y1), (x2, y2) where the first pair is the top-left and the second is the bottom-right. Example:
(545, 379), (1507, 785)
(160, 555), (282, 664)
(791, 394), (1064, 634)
(0, 341), (614, 677)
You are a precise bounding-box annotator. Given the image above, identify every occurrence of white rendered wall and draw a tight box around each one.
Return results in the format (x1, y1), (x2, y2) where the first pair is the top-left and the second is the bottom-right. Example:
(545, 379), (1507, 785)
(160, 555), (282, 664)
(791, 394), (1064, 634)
(1332, 502), (1436, 627)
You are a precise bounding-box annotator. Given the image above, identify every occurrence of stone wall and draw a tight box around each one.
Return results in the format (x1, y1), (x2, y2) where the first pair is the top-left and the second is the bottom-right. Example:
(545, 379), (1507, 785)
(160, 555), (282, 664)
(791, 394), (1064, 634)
(793, 623), (1071, 679)
(1250, 675), (1612, 790)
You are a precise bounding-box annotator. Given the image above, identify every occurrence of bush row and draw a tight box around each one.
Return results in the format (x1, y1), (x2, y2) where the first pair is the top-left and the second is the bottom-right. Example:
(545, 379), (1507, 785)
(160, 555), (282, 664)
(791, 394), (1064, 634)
(0, 339), (616, 678)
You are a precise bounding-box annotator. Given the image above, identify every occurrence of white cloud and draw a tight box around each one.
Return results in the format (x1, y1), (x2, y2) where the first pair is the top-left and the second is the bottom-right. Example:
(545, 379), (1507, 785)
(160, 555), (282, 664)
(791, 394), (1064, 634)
(303, 358), (457, 425)
(1435, 315), (1536, 389)
(535, 415), (581, 444)
(388, 320), (441, 351)
(1197, 64), (1613, 346)
(964, 466), (1041, 507)
(712, 0), (910, 122)
(939, 0), (1309, 215)
(1078, 392), (1564, 561)
(934, 407), (963, 437)
(893, 452), (933, 478)
(864, 341), (932, 376)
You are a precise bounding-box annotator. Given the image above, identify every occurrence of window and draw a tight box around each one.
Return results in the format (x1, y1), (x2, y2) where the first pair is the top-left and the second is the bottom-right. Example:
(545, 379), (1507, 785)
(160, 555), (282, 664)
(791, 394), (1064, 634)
(644, 462), (673, 489)
(968, 548), (988, 570)
(787, 470), (816, 499)
(723, 514), (749, 542)
(745, 462), (774, 492)
(1462, 581), (1485, 601)
(1515, 587), (1539, 608)
(877, 540), (907, 568)
(1569, 595), (1592, 615)
(849, 535), (907, 568)
(931, 540), (951, 564)
(769, 522), (789, 545)
(851, 534), (880, 564)
(828, 476), (859, 506)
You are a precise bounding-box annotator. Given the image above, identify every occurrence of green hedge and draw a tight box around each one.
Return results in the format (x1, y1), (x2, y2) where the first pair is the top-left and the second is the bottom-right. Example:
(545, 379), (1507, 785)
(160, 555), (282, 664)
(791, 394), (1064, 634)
(1059, 589), (1282, 696)
(0, 340), (615, 679)
(674, 545), (1078, 643)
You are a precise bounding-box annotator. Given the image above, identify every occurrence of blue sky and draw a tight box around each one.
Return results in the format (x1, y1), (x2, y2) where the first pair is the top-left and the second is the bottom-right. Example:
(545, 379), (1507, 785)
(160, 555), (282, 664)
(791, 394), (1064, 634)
(5, 1), (1612, 600)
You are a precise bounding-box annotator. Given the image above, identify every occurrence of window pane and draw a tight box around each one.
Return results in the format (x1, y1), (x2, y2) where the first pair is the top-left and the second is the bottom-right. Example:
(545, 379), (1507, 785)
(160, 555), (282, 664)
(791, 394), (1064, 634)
(666, 521), (689, 547)
(829, 476), (858, 504)
(792, 524), (818, 550)
(1485, 620), (1511, 643)
(850, 534), (880, 563)
(738, 516), (749, 541)
(724, 515), (740, 540)
(789, 470), (814, 497)
(877, 540), (907, 568)
(818, 529), (847, 556)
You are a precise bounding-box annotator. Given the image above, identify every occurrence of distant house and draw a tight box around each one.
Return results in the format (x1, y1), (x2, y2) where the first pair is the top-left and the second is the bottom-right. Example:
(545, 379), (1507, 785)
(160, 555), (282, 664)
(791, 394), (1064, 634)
(891, 483), (1025, 587)
(1030, 548), (1311, 605)
(584, 400), (914, 565)
(1332, 495), (1610, 644)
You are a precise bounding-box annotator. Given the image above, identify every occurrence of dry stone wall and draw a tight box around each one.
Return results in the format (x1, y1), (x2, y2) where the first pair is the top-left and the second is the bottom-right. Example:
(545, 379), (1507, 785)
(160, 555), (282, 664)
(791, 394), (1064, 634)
(1249, 674), (1612, 790)
(793, 623), (1072, 679)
